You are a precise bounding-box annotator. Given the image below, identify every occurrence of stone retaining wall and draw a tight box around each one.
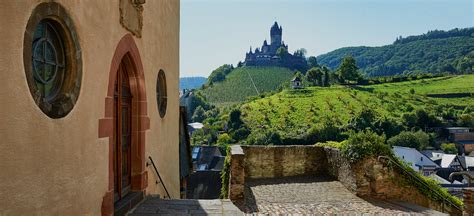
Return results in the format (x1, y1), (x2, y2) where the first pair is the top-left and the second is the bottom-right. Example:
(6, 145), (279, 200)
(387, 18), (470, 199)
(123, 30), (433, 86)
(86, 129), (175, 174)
(241, 146), (327, 179)
(228, 145), (462, 215)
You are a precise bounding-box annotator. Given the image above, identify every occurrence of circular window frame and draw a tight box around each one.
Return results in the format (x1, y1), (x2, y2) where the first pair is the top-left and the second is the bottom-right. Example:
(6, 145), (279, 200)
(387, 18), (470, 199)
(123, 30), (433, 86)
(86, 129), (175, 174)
(23, 2), (82, 119)
(156, 70), (168, 118)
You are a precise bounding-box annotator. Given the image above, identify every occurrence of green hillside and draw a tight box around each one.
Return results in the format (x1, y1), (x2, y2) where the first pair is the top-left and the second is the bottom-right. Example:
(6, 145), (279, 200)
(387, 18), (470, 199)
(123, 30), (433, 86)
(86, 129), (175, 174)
(201, 66), (294, 106)
(240, 74), (474, 145)
(362, 75), (474, 107)
(317, 28), (474, 77)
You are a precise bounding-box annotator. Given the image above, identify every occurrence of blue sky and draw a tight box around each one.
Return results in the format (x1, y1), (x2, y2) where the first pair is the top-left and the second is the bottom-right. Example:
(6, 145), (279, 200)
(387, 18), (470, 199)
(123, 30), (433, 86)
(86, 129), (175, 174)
(180, 0), (473, 77)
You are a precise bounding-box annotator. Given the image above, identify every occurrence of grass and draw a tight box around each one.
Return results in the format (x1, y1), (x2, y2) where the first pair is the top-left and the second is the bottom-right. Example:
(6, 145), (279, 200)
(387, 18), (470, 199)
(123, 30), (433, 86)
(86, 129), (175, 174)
(363, 74), (474, 107)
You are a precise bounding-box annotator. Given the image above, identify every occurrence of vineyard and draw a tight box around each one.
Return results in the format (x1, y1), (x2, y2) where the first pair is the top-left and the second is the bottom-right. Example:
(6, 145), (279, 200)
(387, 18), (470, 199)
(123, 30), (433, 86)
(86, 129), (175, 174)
(200, 66), (295, 106)
(240, 74), (474, 144)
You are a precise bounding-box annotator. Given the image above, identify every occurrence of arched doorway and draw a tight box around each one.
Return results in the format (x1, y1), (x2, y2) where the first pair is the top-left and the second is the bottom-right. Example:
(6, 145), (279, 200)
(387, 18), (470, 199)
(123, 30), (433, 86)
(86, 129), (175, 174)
(99, 34), (150, 216)
(114, 61), (133, 201)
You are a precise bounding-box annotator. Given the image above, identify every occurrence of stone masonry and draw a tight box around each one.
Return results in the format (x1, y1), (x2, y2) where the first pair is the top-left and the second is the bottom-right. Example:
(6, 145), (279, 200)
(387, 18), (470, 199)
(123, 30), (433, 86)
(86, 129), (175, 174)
(229, 145), (463, 215)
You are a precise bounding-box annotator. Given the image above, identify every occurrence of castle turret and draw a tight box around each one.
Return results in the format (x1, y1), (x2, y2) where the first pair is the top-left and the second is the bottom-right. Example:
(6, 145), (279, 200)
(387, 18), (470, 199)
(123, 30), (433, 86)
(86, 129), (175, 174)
(270, 21), (282, 46)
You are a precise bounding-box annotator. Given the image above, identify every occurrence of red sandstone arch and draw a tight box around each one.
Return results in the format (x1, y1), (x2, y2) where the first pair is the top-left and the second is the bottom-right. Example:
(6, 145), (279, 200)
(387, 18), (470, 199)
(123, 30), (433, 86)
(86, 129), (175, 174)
(98, 34), (150, 216)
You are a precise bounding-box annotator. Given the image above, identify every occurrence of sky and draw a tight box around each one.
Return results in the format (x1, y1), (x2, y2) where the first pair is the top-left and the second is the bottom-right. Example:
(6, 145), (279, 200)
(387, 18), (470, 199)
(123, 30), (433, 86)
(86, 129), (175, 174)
(180, 0), (473, 77)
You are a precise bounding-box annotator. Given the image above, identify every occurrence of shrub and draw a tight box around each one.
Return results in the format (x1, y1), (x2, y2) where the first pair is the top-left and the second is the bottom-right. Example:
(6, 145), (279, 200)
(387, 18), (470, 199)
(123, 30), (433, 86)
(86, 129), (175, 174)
(217, 133), (232, 146)
(440, 143), (458, 154)
(387, 130), (429, 150)
(341, 130), (391, 163)
(220, 146), (230, 198)
(315, 141), (345, 149)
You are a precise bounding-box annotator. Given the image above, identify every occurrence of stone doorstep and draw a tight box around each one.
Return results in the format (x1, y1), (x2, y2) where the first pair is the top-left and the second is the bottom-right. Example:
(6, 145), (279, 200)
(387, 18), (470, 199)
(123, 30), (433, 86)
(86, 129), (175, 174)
(115, 191), (145, 216)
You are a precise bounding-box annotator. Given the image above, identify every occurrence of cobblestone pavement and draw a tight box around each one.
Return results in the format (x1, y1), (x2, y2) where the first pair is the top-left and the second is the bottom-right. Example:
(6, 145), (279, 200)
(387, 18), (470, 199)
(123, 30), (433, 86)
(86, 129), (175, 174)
(234, 176), (446, 215)
(128, 198), (242, 216)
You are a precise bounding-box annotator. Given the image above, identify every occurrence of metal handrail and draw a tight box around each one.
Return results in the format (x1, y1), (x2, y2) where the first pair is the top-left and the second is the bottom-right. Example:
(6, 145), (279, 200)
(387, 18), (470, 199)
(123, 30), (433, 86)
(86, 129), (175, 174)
(450, 172), (474, 187)
(146, 156), (171, 199)
(377, 155), (462, 212)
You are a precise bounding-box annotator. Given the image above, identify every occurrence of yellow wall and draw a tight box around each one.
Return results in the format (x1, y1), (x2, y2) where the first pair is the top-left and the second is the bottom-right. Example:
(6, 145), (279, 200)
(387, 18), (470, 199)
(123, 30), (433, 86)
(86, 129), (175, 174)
(0, 0), (180, 215)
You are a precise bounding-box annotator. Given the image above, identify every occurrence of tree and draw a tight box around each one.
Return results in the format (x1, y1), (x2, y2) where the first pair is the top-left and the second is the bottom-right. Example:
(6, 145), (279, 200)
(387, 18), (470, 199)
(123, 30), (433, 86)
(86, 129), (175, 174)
(295, 48), (307, 57)
(228, 109), (244, 130)
(348, 108), (376, 132)
(207, 64), (234, 85)
(336, 55), (360, 84)
(458, 113), (474, 127)
(294, 71), (303, 79)
(387, 131), (429, 150)
(192, 106), (206, 122)
(308, 56), (318, 68)
(440, 143), (458, 154)
(305, 67), (323, 86)
(322, 67), (330, 87)
(341, 130), (390, 163)
(217, 133), (232, 146)
(276, 46), (288, 58)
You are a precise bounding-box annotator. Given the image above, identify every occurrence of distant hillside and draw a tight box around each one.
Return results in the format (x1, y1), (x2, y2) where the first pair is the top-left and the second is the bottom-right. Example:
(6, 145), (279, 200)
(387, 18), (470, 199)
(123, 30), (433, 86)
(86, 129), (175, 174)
(180, 77), (207, 90)
(317, 28), (474, 77)
(200, 67), (294, 106)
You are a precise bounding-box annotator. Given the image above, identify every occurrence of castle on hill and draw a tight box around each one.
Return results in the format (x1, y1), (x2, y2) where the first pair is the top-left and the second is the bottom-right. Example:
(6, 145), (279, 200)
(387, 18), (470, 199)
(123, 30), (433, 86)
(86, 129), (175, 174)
(245, 22), (308, 71)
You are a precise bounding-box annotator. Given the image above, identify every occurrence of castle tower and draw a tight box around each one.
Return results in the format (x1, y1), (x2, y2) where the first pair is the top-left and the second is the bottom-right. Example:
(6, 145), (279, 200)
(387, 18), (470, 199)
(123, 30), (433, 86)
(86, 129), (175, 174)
(270, 21), (282, 46)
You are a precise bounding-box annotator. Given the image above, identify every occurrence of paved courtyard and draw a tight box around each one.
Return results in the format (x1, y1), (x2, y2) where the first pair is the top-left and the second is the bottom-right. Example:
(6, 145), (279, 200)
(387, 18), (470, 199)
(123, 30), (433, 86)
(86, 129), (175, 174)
(235, 175), (446, 215)
(128, 175), (446, 215)
(128, 198), (242, 216)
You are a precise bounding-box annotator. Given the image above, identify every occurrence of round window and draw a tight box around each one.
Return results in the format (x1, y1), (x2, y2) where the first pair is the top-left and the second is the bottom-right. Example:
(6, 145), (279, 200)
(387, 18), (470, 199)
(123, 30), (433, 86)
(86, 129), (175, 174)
(156, 70), (167, 118)
(23, 3), (82, 118)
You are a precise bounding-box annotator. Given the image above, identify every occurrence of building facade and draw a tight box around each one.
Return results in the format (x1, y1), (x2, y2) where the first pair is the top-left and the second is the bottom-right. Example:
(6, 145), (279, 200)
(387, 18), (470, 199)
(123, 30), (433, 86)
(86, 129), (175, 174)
(244, 22), (307, 71)
(0, 1), (180, 215)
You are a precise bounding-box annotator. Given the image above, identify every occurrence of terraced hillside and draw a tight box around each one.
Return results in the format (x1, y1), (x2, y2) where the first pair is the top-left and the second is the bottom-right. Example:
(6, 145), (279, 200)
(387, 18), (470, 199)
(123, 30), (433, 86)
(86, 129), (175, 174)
(240, 75), (473, 144)
(201, 66), (294, 106)
(362, 74), (474, 107)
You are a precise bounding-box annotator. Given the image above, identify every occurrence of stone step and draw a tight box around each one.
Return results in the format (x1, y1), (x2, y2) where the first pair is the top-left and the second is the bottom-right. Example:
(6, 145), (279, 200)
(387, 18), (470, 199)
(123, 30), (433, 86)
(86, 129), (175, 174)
(127, 198), (242, 216)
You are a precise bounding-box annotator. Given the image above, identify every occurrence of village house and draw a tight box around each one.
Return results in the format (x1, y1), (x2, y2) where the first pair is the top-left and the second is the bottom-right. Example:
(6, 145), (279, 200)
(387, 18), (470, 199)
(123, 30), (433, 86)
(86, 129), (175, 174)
(392, 146), (439, 176)
(0, 1), (180, 215)
(444, 127), (474, 154)
(291, 76), (304, 89)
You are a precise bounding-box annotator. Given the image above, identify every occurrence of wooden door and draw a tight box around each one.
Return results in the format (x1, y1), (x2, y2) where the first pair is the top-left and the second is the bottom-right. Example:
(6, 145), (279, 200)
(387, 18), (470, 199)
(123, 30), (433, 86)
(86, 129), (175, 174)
(114, 62), (132, 202)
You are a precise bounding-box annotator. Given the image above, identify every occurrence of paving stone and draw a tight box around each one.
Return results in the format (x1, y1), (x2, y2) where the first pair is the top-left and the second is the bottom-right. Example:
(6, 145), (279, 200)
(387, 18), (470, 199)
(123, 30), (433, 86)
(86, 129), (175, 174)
(128, 175), (445, 216)
(236, 175), (446, 215)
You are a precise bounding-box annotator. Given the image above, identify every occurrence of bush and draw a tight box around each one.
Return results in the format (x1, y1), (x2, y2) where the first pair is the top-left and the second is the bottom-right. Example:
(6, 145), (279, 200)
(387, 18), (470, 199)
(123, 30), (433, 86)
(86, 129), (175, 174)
(341, 130), (391, 163)
(246, 129), (282, 145)
(315, 141), (345, 149)
(440, 143), (458, 154)
(220, 146), (230, 198)
(217, 133), (232, 146)
(387, 130), (429, 150)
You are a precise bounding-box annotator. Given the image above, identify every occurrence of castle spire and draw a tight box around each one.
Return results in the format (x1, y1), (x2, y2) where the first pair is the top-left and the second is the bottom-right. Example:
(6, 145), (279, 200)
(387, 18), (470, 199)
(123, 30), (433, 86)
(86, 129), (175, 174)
(270, 21), (282, 45)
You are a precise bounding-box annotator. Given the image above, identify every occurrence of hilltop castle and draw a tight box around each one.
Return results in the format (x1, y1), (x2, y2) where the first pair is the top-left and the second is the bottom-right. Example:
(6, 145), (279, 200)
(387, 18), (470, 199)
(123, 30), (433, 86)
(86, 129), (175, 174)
(245, 22), (307, 71)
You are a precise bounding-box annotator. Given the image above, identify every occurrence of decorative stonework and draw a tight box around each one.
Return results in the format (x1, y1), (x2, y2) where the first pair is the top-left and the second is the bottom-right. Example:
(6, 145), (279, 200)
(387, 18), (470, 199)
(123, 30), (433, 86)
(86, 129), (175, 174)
(99, 34), (149, 216)
(119, 0), (145, 38)
(23, 2), (82, 118)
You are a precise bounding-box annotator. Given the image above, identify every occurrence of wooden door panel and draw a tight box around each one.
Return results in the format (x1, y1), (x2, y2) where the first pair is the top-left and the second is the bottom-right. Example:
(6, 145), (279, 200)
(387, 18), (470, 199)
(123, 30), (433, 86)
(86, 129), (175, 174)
(114, 62), (133, 202)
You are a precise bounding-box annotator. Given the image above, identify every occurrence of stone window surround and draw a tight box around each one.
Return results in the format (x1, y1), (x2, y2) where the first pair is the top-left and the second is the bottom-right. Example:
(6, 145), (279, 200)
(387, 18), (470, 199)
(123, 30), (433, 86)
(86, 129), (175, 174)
(156, 69), (167, 118)
(23, 2), (82, 118)
(98, 34), (150, 216)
